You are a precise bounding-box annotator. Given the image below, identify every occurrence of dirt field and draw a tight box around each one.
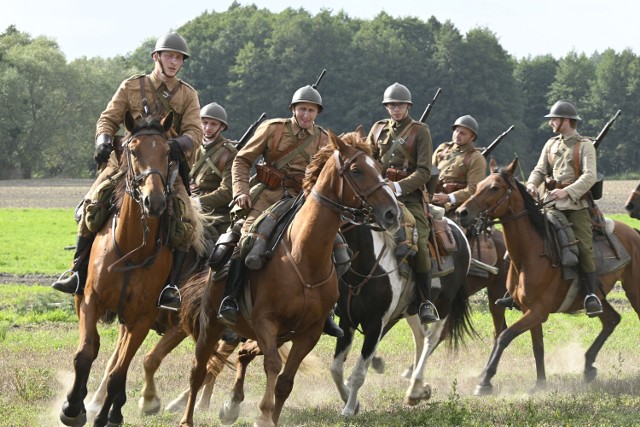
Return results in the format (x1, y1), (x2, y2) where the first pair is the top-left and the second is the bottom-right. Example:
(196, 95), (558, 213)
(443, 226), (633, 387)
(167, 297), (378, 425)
(0, 178), (636, 213)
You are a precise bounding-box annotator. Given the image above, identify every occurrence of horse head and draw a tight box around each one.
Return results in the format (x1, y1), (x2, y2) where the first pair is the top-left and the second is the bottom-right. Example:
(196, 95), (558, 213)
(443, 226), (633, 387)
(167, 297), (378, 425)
(624, 181), (640, 219)
(305, 129), (401, 232)
(121, 110), (173, 217)
(457, 157), (521, 227)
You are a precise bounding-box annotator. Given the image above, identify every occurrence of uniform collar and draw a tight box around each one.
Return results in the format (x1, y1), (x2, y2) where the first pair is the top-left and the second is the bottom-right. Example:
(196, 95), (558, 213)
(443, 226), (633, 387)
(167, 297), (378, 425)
(202, 134), (224, 150)
(390, 115), (412, 129)
(149, 73), (178, 92)
(559, 129), (580, 145)
(291, 119), (316, 138)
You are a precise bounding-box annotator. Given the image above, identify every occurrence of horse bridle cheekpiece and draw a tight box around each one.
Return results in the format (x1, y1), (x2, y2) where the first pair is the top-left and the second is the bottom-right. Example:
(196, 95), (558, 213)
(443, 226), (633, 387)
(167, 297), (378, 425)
(312, 149), (386, 224)
(124, 128), (171, 204)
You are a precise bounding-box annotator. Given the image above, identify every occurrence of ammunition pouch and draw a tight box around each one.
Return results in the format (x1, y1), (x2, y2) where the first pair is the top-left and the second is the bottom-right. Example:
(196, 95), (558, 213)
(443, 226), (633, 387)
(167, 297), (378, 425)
(385, 167), (410, 182)
(255, 163), (303, 192)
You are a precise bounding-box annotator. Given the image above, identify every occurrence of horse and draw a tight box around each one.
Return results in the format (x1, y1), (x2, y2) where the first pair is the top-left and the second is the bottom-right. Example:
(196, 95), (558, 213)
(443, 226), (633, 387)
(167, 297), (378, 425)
(624, 180), (640, 219)
(178, 129), (401, 427)
(331, 216), (472, 415)
(58, 111), (206, 427)
(457, 157), (640, 395)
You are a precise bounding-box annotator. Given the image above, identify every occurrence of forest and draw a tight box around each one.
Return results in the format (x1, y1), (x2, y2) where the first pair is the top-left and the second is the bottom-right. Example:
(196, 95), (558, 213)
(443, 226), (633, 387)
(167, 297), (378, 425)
(1, 2), (637, 179)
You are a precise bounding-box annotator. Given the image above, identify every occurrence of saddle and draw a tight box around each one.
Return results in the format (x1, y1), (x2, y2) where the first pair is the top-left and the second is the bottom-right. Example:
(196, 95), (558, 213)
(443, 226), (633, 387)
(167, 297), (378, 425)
(467, 231), (500, 278)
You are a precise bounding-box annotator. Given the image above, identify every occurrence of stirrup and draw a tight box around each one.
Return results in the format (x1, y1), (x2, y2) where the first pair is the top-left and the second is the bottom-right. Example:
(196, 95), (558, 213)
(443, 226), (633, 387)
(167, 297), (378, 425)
(584, 294), (603, 317)
(419, 300), (439, 324)
(495, 293), (515, 309)
(157, 284), (180, 312)
(51, 269), (81, 294)
(217, 296), (239, 326)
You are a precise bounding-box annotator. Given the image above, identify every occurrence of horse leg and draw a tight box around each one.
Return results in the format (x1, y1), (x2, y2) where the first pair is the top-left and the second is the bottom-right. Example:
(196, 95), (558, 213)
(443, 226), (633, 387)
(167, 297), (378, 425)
(94, 320), (154, 427)
(219, 339), (258, 425)
(179, 319), (226, 427)
(401, 315), (425, 379)
(252, 322), (283, 427)
(529, 324), (547, 393)
(60, 300), (101, 427)
(139, 324), (187, 415)
(404, 317), (443, 406)
(86, 327), (122, 419)
(475, 309), (547, 396)
(585, 299), (621, 383)
(330, 325), (355, 403)
(271, 334), (320, 426)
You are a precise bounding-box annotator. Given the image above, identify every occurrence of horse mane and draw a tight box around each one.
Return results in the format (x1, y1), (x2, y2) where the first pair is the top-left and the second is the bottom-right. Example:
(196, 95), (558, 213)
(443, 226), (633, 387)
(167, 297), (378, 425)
(511, 176), (546, 237)
(303, 131), (373, 195)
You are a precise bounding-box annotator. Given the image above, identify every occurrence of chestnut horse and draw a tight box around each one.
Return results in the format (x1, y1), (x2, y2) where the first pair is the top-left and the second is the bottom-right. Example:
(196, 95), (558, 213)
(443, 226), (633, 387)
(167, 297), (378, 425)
(458, 157), (640, 395)
(178, 129), (400, 427)
(59, 111), (205, 427)
(625, 180), (640, 219)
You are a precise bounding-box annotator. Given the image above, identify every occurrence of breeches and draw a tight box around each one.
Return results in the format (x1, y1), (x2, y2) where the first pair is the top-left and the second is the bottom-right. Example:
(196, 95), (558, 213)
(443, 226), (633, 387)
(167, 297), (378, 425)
(563, 208), (595, 273)
(405, 201), (431, 273)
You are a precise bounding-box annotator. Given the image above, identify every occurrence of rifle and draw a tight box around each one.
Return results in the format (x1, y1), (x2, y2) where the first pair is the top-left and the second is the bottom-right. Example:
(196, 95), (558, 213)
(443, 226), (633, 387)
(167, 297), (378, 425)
(593, 109), (621, 150)
(312, 69), (326, 89)
(236, 112), (267, 152)
(419, 88), (442, 123)
(481, 125), (515, 157)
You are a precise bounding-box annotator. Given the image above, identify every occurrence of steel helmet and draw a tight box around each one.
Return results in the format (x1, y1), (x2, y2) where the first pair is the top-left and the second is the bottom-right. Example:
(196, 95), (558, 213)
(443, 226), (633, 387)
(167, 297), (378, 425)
(152, 32), (189, 59)
(452, 115), (479, 136)
(382, 83), (412, 105)
(544, 100), (582, 121)
(289, 85), (323, 113)
(200, 102), (228, 130)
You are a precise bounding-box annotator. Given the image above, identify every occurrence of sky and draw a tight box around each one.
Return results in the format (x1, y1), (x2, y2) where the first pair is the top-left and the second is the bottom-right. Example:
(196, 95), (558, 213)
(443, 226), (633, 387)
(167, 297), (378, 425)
(2, 0), (637, 61)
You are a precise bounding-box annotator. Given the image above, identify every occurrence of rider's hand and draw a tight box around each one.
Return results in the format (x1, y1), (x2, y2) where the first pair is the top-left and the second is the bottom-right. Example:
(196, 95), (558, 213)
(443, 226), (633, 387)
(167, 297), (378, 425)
(168, 139), (184, 162)
(526, 183), (538, 198)
(235, 194), (252, 210)
(93, 143), (113, 165)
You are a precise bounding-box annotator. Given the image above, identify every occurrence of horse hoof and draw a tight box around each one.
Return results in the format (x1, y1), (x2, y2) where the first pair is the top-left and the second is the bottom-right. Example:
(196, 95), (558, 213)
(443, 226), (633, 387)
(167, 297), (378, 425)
(106, 421), (123, 427)
(340, 401), (360, 417)
(138, 396), (161, 415)
(404, 384), (432, 406)
(584, 367), (598, 383)
(371, 356), (385, 374)
(165, 398), (186, 413)
(219, 401), (240, 425)
(474, 384), (493, 396)
(60, 406), (87, 427)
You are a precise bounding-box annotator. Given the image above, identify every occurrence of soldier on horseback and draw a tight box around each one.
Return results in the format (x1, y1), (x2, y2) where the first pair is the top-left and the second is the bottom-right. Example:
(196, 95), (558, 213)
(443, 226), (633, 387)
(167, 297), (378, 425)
(496, 100), (603, 316)
(366, 83), (438, 324)
(51, 32), (203, 312)
(215, 85), (344, 337)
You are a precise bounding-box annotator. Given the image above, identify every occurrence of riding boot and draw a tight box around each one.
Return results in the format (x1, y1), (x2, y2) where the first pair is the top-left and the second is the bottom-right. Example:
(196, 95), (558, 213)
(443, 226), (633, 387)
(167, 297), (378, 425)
(416, 272), (439, 324)
(322, 309), (344, 338)
(158, 250), (187, 311)
(52, 235), (94, 295)
(217, 257), (246, 326)
(582, 272), (603, 317)
(495, 292), (516, 309)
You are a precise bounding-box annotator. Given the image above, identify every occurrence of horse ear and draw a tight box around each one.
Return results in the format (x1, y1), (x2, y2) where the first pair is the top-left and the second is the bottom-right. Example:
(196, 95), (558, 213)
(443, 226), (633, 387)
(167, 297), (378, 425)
(162, 111), (174, 132)
(328, 128), (345, 151)
(355, 125), (367, 140)
(124, 111), (136, 133)
(505, 157), (519, 176)
(489, 157), (498, 172)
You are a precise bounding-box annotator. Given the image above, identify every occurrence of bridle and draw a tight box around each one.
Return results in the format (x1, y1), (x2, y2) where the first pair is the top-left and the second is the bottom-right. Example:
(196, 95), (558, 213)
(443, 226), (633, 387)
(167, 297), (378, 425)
(123, 128), (172, 204)
(311, 149), (387, 225)
(465, 171), (529, 226)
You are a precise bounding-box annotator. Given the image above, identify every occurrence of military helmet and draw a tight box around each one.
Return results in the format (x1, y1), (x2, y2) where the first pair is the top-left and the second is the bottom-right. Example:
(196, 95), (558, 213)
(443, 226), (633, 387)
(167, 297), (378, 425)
(200, 102), (228, 130)
(544, 100), (582, 121)
(382, 83), (412, 105)
(289, 85), (323, 113)
(452, 115), (479, 136)
(152, 32), (189, 59)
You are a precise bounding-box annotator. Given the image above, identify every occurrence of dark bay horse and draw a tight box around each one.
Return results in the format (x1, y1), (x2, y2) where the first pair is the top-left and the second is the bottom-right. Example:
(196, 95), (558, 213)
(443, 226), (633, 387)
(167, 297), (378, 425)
(332, 217), (472, 415)
(59, 111), (206, 427)
(624, 180), (640, 219)
(178, 130), (401, 427)
(457, 157), (640, 395)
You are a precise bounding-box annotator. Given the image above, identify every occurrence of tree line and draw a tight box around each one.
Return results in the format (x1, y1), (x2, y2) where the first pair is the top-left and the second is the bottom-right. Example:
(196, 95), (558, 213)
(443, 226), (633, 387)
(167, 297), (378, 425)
(1, 2), (636, 179)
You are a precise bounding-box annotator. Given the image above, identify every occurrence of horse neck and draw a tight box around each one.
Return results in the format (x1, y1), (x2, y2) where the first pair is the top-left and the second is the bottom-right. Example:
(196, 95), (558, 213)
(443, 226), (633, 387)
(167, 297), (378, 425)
(499, 202), (545, 270)
(115, 194), (162, 255)
(288, 195), (340, 263)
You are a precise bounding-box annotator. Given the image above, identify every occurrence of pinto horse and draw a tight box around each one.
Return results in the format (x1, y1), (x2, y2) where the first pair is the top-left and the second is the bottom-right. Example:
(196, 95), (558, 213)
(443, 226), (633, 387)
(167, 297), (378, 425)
(624, 180), (640, 219)
(457, 157), (640, 395)
(331, 217), (472, 415)
(178, 130), (401, 427)
(59, 111), (205, 427)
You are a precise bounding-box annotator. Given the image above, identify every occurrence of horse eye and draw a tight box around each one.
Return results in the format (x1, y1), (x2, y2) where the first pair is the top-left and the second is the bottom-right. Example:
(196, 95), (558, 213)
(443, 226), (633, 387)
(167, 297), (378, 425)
(350, 166), (362, 176)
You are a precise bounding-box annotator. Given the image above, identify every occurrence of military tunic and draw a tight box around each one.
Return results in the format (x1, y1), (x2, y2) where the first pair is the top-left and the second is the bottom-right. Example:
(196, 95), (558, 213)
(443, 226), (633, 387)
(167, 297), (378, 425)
(527, 130), (597, 272)
(366, 115), (432, 273)
(232, 117), (328, 233)
(432, 142), (486, 211)
(191, 135), (237, 239)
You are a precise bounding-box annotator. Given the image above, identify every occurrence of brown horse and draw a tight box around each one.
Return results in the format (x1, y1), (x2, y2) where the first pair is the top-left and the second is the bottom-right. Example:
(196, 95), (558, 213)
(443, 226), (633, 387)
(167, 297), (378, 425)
(457, 157), (640, 395)
(59, 111), (206, 427)
(178, 130), (401, 427)
(624, 180), (640, 219)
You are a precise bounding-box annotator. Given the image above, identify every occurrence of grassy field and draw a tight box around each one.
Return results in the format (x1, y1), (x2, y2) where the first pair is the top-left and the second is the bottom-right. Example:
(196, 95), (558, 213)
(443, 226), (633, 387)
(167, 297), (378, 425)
(1, 199), (640, 426)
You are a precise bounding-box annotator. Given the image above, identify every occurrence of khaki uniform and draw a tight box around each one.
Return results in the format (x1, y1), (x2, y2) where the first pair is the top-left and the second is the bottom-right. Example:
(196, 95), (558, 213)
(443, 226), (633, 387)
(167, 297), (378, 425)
(232, 118), (328, 233)
(82, 73), (203, 251)
(432, 142), (486, 212)
(191, 135), (238, 240)
(528, 130), (597, 272)
(366, 115), (432, 273)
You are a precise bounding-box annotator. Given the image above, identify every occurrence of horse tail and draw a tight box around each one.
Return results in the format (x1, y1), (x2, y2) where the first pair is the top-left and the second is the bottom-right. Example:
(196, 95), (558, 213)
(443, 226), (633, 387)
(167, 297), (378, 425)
(179, 269), (209, 340)
(441, 283), (477, 350)
(278, 343), (323, 376)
